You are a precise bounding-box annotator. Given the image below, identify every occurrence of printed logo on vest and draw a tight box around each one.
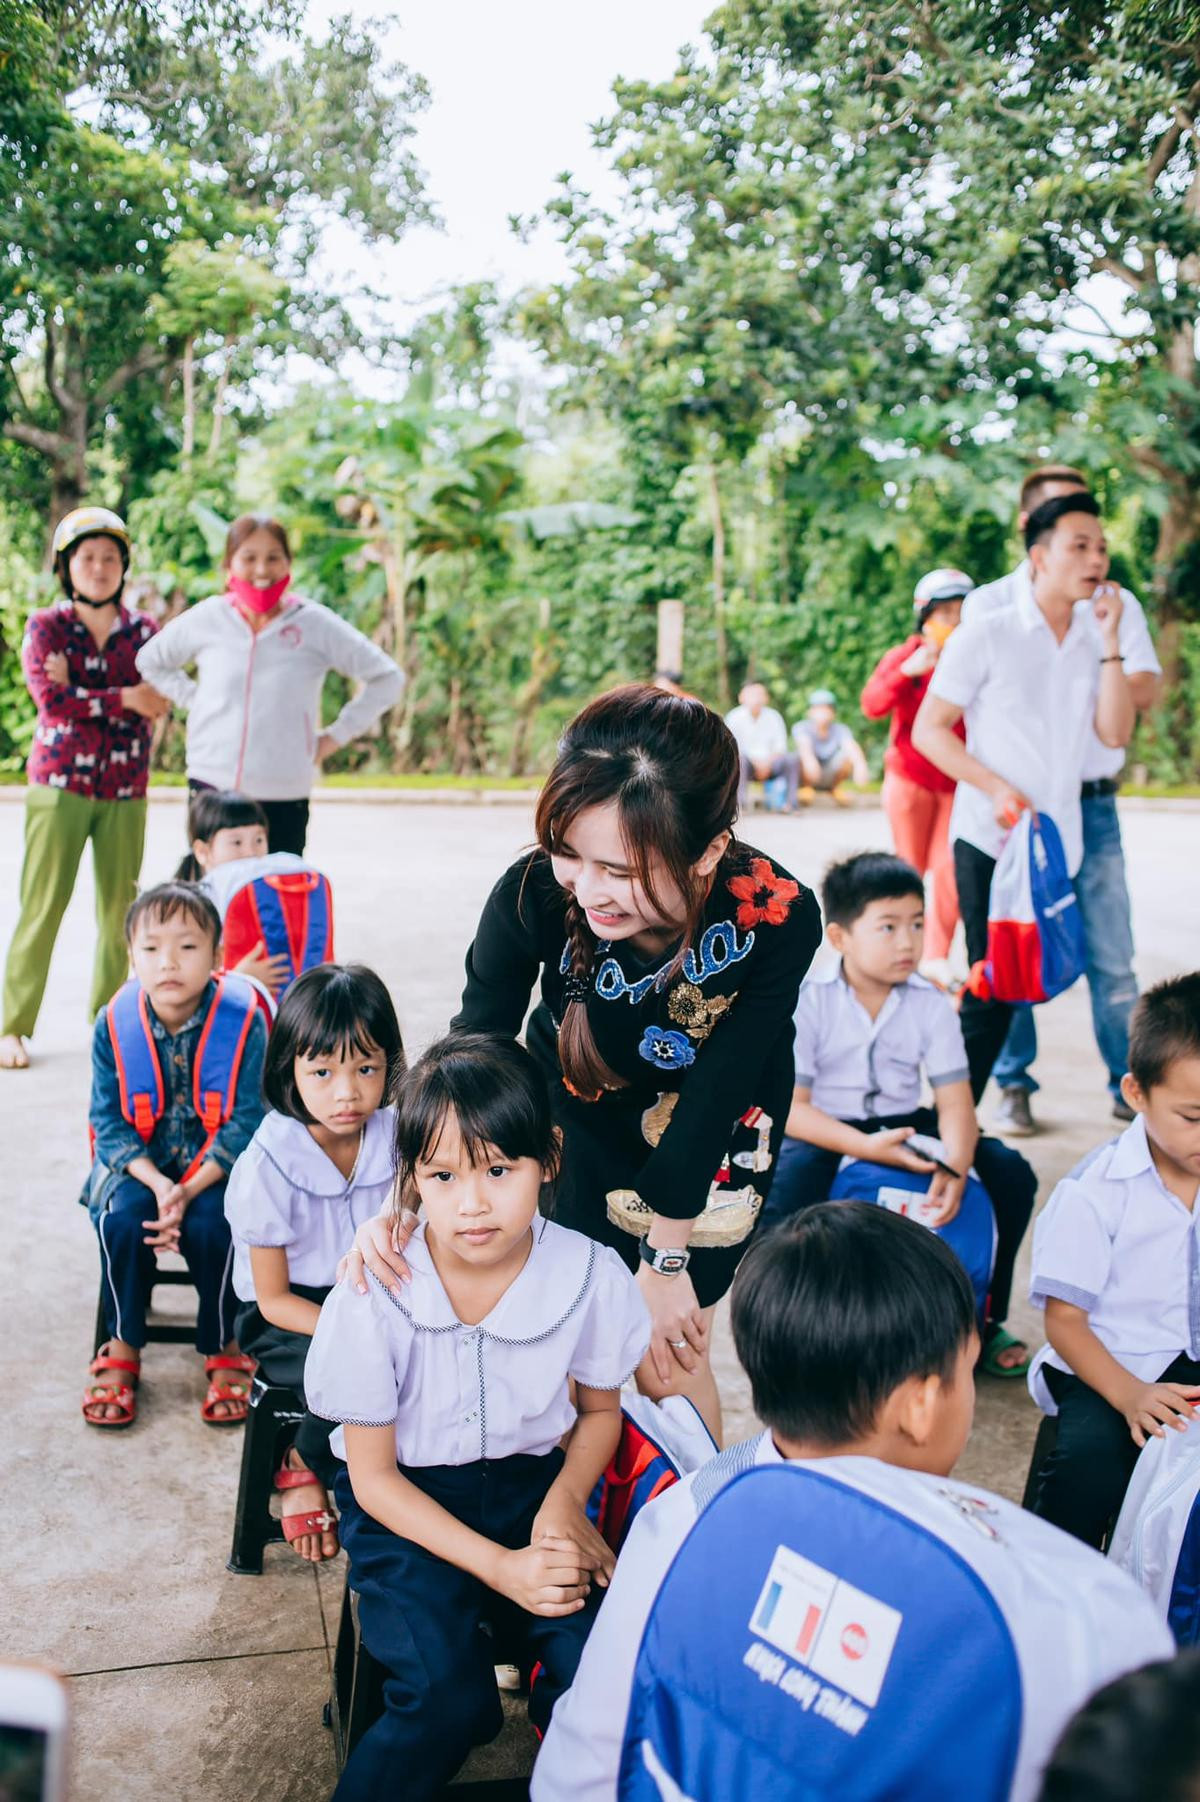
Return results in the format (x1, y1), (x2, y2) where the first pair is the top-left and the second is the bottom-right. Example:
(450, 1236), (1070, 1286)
(749, 1544), (902, 1710)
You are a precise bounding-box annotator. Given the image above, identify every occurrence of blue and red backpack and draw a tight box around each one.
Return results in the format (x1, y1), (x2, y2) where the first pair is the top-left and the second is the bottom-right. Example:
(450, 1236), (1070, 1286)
(965, 811), (1085, 1005)
(222, 869), (334, 999)
(589, 1393), (719, 1554)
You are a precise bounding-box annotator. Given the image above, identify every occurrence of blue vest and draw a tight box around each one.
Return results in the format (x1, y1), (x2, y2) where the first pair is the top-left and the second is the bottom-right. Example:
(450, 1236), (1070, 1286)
(619, 1462), (1021, 1801)
(827, 1160), (997, 1323)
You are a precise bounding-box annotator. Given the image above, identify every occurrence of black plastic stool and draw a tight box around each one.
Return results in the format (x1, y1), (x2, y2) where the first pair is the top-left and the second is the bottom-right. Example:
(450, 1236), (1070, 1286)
(1021, 1413), (1059, 1510)
(226, 1377), (307, 1574)
(324, 1577), (531, 1797)
(92, 1264), (197, 1355)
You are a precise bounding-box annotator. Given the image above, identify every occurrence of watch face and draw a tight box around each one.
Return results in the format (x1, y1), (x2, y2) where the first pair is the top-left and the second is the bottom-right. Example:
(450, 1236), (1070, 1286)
(657, 1251), (688, 1275)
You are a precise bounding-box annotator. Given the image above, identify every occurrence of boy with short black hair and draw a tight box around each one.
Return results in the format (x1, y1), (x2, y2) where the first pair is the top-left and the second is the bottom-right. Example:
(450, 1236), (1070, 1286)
(82, 880), (267, 1430)
(1028, 972), (1200, 1549)
(533, 1204), (1170, 1802)
(764, 851), (1036, 1376)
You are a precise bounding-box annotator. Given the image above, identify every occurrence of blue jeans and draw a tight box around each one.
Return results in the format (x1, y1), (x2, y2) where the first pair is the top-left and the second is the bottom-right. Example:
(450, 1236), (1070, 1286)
(992, 792), (1137, 1099)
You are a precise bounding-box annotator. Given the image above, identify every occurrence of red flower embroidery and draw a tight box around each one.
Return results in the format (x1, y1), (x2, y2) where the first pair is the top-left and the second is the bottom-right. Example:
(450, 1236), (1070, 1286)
(727, 857), (800, 929)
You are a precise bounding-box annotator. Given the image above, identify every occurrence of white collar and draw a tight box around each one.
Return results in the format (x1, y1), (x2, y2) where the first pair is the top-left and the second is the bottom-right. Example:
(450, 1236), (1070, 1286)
(376, 1214), (598, 1340)
(256, 1107), (394, 1196)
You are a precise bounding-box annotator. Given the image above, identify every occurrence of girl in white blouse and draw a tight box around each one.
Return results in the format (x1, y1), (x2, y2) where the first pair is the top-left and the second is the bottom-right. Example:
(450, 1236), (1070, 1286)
(305, 1031), (650, 1802)
(224, 963), (405, 1563)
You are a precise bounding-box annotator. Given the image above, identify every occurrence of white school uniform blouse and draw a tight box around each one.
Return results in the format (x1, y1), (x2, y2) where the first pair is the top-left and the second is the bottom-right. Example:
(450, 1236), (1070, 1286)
(1028, 1116), (1200, 1413)
(964, 563), (1160, 782)
(792, 962), (970, 1120)
(929, 584), (1106, 875)
(224, 1107), (396, 1304)
(304, 1215), (651, 1467)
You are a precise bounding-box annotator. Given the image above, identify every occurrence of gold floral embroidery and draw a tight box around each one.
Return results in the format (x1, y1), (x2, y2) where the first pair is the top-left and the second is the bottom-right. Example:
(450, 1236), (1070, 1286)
(668, 982), (737, 1041)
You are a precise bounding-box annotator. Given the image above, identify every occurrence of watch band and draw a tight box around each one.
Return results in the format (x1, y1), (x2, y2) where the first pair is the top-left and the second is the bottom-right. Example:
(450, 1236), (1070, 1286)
(638, 1239), (691, 1277)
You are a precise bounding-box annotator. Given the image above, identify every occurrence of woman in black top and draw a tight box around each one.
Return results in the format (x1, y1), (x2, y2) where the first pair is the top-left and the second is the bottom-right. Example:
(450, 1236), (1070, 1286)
(354, 685), (820, 1439)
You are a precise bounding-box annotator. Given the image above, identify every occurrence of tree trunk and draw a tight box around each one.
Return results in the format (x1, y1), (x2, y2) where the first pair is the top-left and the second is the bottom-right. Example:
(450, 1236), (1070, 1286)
(707, 463), (731, 709)
(655, 597), (684, 681)
(181, 338), (195, 460)
(208, 336), (234, 458)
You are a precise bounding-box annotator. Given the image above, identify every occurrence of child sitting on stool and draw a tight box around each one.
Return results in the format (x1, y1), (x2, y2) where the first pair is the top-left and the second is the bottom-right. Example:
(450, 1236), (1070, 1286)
(1028, 973), (1200, 1549)
(761, 852), (1036, 1378)
(83, 882), (267, 1428)
(224, 963), (405, 1563)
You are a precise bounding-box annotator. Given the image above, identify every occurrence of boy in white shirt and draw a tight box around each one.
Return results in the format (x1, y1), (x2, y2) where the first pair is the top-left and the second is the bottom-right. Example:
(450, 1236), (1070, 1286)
(533, 1204), (1171, 1802)
(1027, 972), (1200, 1548)
(763, 852), (1036, 1376)
(913, 492), (1134, 1103)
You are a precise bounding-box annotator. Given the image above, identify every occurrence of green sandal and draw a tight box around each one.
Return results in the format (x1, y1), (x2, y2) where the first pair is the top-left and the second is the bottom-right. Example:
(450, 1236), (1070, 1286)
(979, 1325), (1032, 1378)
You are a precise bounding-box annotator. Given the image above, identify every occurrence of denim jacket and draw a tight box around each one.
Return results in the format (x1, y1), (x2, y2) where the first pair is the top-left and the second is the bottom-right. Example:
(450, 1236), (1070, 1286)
(89, 978), (267, 1182)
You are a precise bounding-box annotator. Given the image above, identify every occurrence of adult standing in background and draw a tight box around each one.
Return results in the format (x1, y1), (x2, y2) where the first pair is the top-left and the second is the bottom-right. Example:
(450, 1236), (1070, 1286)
(861, 568), (973, 969)
(725, 680), (800, 812)
(136, 515), (404, 856)
(964, 467), (1161, 1135)
(1, 508), (168, 1070)
(792, 689), (870, 806)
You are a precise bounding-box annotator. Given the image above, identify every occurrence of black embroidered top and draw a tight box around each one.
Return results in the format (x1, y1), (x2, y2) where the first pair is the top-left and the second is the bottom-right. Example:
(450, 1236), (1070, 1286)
(453, 845), (822, 1223)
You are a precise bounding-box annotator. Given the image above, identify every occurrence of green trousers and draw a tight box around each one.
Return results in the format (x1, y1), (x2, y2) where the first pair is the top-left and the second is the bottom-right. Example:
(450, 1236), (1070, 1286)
(1, 784), (147, 1039)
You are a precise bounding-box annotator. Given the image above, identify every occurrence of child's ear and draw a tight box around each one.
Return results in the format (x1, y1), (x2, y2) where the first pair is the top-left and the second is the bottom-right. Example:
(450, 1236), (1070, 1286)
(1119, 1072), (1146, 1116)
(191, 838), (209, 870)
(894, 1371), (942, 1449)
(826, 920), (848, 956)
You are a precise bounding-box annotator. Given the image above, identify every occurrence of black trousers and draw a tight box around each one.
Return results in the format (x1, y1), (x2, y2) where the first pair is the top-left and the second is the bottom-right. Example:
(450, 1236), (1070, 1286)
(760, 1106), (1036, 1326)
(188, 779), (309, 857)
(1033, 1354), (1200, 1550)
(333, 1451), (601, 1802)
(234, 1289), (335, 1484)
(954, 839), (1015, 1101)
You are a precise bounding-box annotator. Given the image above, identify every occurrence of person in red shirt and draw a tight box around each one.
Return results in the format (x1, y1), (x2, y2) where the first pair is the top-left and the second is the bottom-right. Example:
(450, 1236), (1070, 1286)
(860, 569), (972, 965)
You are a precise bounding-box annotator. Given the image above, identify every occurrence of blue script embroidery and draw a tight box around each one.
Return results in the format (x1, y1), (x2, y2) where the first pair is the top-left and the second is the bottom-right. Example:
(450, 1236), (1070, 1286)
(638, 1028), (696, 1071)
(560, 921), (755, 1005)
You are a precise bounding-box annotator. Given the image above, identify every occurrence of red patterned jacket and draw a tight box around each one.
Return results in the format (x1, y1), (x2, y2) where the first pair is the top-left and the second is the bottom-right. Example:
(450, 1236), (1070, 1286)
(22, 602), (159, 800)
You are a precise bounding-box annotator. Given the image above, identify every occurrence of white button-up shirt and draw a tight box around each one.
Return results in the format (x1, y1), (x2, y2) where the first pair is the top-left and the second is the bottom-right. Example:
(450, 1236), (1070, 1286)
(964, 562), (1159, 782)
(793, 962), (970, 1119)
(929, 583), (1106, 874)
(725, 703), (788, 763)
(305, 1215), (650, 1467)
(224, 1107), (397, 1303)
(1028, 1116), (1200, 1412)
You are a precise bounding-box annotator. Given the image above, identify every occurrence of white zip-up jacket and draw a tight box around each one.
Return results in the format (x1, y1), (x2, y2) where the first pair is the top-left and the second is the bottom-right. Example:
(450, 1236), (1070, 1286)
(136, 593), (404, 799)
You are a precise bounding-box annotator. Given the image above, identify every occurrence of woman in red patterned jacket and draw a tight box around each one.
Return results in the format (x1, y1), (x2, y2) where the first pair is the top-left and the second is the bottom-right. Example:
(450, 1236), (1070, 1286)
(0, 509), (168, 1069)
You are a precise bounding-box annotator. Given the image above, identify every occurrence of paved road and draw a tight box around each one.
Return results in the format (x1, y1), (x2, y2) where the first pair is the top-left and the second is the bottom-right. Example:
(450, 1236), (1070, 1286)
(3, 792), (1193, 1800)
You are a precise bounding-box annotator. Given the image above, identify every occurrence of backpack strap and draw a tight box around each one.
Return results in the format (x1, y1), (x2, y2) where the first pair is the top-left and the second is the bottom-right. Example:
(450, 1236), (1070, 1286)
(248, 871), (333, 992)
(106, 980), (165, 1144)
(184, 975), (258, 1183)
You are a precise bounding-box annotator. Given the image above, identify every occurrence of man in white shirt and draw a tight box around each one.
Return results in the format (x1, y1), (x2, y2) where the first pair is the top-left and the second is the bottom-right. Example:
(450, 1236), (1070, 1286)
(725, 680), (800, 810)
(912, 493), (1134, 1105)
(962, 467), (1161, 1136)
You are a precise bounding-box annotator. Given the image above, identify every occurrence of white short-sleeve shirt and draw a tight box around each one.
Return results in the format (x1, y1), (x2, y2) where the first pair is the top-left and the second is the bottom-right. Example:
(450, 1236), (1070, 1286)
(1028, 1116), (1200, 1412)
(724, 703), (788, 763)
(304, 1215), (651, 1467)
(930, 583), (1107, 874)
(964, 563), (1159, 782)
(792, 963), (970, 1120)
(224, 1106), (396, 1303)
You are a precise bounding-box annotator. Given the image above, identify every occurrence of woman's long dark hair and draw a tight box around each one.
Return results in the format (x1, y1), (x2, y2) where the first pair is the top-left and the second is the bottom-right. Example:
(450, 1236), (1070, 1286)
(533, 683), (739, 1100)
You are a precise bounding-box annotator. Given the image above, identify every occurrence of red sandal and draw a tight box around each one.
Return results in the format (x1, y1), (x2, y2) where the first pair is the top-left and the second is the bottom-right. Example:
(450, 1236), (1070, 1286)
(275, 1461), (340, 1553)
(82, 1346), (140, 1429)
(201, 1352), (256, 1426)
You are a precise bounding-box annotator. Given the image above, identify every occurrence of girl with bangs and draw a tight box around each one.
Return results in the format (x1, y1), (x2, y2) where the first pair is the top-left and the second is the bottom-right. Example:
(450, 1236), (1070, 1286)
(350, 683), (821, 1440)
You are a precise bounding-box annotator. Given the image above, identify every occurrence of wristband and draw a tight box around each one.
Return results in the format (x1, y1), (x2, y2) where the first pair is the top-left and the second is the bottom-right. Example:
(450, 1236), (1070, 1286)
(1101, 655), (1123, 664)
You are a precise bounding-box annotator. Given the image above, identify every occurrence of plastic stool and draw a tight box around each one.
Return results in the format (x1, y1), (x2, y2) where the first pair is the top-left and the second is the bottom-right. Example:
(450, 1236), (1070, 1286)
(92, 1264), (197, 1355)
(1021, 1414), (1059, 1511)
(226, 1377), (307, 1574)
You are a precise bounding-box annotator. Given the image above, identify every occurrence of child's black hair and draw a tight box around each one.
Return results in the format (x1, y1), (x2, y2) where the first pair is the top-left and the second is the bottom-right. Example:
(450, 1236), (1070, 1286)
(1128, 971), (1200, 1094)
(391, 1032), (559, 1218)
(176, 789), (270, 880)
(262, 964), (405, 1122)
(731, 1203), (976, 1446)
(1023, 489), (1101, 552)
(1039, 1652), (1200, 1802)
(821, 852), (925, 930)
(125, 881), (221, 949)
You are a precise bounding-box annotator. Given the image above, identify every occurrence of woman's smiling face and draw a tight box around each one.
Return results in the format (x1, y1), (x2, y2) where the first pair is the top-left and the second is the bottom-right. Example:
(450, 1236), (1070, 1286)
(548, 801), (682, 944)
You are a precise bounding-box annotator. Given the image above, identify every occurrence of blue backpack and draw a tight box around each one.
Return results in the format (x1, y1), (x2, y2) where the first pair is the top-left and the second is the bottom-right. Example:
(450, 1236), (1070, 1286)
(827, 1160), (997, 1324)
(966, 812), (1085, 1005)
(618, 1463), (1022, 1802)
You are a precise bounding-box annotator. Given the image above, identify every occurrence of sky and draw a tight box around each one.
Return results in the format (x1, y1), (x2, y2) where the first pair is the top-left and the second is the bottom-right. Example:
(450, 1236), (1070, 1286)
(302, 1), (713, 335)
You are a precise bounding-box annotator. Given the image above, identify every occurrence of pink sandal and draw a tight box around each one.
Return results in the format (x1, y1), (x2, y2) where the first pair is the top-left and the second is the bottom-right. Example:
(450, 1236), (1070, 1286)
(82, 1346), (140, 1429)
(201, 1352), (256, 1425)
(275, 1460), (339, 1552)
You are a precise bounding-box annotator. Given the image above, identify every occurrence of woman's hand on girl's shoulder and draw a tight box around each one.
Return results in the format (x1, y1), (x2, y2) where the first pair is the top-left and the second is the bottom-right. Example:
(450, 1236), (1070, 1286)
(336, 1207), (418, 1295)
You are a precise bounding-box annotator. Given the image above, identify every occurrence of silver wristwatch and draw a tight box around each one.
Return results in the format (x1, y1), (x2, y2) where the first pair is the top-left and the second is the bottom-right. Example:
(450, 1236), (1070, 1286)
(638, 1240), (691, 1277)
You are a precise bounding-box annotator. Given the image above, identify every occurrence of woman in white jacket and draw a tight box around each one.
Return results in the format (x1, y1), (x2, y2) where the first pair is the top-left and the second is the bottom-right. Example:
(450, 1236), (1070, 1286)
(137, 515), (404, 854)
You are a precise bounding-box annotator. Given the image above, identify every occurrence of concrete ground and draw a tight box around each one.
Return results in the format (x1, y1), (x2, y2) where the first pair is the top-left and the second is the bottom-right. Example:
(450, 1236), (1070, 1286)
(2, 790), (1194, 1800)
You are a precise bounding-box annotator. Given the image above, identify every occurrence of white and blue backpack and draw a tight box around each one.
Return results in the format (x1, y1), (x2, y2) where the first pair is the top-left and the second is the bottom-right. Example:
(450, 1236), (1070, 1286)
(828, 1147), (997, 1324)
(1109, 1415), (1200, 1645)
(617, 1448), (1170, 1802)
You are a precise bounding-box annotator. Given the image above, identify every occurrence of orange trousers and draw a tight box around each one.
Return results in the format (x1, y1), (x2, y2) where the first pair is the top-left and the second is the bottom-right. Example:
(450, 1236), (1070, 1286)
(882, 772), (959, 960)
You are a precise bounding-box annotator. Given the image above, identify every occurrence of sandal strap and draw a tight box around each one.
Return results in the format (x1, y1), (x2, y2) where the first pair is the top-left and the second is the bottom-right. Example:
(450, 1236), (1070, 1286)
(90, 1352), (140, 1379)
(204, 1353), (256, 1376)
(281, 1509), (338, 1542)
(275, 1464), (320, 1491)
(83, 1382), (135, 1420)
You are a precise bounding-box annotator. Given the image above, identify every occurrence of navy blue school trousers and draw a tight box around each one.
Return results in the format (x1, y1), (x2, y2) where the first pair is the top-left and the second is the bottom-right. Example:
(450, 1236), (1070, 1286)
(332, 1449), (601, 1802)
(761, 1105), (1036, 1327)
(91, 1172), (236, 1354)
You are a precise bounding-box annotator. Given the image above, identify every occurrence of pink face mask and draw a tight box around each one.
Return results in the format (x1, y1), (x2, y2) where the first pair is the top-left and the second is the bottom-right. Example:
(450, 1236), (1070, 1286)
(227, 573), (290, 616)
